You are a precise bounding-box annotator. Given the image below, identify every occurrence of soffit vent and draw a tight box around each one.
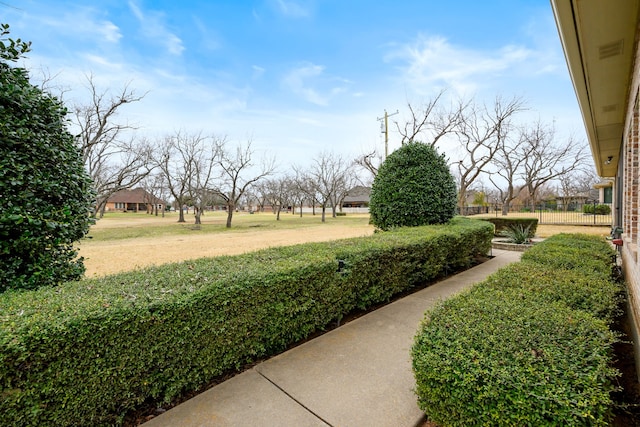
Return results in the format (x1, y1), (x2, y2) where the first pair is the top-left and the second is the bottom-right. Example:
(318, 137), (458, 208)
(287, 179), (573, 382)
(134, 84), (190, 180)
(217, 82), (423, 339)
(599, 40), (624, 60)
(602, 104), (618, 113)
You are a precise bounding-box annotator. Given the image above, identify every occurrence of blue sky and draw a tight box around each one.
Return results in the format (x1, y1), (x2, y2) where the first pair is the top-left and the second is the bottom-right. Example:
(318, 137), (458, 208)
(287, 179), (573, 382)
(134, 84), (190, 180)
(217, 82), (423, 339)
(4, 0), (585, 170)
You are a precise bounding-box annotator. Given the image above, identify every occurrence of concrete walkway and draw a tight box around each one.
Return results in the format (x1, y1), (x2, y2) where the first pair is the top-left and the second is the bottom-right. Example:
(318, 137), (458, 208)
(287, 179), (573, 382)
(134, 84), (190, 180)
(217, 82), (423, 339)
(144, 249), (522, 427)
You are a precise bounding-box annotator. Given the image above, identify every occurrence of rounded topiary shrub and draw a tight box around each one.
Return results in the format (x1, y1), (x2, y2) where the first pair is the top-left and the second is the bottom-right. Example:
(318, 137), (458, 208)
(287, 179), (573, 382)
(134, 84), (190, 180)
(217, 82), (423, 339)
(369, 142), (457, 230)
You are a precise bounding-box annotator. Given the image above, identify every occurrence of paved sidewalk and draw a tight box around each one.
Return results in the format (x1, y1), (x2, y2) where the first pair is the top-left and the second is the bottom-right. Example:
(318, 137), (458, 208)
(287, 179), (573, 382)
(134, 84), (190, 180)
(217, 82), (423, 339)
(144, 249), (522, 427)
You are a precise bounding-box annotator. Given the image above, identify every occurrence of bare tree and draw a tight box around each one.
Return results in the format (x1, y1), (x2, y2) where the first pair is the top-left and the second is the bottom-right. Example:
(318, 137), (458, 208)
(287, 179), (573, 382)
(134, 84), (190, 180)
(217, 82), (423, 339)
(72, 76), (151, 217)
(488, 127), (531, 215)
(187, 135), (220, 225)
(354, 148), (382, 184)
(239, 188), (258, 213)
(155, 131), (203, 223)
(557, 167), (599, 210)
(454, 96), (525, 210)
(140, 173), (162, 215)
(394, 90), (466, 146)
(263, 175), (294, 220)
(303, 151), (354, 222)
(520, 120), (588, 210)
(289, 173), (310, 217)
(211, 140), (275, 228)
(252, 182), (269, 213)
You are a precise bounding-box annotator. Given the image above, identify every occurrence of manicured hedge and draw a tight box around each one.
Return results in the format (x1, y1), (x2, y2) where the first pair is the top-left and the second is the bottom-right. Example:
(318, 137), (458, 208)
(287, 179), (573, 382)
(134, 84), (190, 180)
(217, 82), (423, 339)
(584, 204), (612, 215)
(480, 217), (538, 237)
(0, 217), (493, 426)
(412, 233), (621, 426)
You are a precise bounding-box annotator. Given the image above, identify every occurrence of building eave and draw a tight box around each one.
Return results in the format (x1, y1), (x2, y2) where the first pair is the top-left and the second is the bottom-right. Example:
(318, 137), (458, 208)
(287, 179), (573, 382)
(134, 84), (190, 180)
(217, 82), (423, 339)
(550, 0), (640, 177)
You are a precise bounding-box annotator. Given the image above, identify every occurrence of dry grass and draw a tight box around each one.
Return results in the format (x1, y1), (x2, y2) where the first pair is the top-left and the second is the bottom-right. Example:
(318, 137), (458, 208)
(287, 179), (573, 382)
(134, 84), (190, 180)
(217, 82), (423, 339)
(79, 211), (375, 277)
(78, 212), (612, 278)
(535, 224), (610, 238)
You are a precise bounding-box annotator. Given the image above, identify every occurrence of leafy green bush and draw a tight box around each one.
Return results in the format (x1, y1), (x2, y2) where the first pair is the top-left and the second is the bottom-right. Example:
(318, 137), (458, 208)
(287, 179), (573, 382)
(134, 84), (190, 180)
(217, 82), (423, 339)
(369, 142), (457, 230)
(583, 204), (612, 215)
(0, 25), (94, 291)
(0, 217), (493, 426)
(412, 233), (621, 426)
(478, 262), (621, 323)
(480, 217), (538, 237)
(521, 233), (615, 274)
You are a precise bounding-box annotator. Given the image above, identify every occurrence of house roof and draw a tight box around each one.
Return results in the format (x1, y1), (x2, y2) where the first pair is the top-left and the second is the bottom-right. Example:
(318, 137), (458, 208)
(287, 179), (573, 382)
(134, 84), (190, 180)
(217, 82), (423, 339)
(343, 186), (371, 203)
(107, 188), (167, 205)
(550, 0), (640, 178)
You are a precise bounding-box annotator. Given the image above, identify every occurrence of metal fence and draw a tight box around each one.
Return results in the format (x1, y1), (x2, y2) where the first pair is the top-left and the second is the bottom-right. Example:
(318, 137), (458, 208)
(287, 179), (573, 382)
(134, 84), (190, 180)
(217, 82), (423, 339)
(460, 201), (613, 226)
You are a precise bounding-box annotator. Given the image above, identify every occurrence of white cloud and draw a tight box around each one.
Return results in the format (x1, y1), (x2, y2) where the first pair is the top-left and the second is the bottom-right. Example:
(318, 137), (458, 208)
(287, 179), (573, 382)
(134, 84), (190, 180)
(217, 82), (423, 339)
(98, 21), (123, 43)
(282, 63), (352, 106)
(283, 63), (329, 105)
(84, 54), (123, 70)
(388, 35), (534, 96)
(128, 1), (185, 56)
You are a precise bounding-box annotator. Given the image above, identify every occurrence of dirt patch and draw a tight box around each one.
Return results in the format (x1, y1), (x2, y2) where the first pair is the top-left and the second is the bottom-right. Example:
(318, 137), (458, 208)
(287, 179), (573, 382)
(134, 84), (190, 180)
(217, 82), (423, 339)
(79, 224), (374, 277)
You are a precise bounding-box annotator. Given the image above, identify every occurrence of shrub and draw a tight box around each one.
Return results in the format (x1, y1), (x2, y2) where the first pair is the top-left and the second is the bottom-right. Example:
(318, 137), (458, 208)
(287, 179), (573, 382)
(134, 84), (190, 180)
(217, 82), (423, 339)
(369, 142), (457, 230)
(412, 233), (621, 426)
(584, 204), (612, 215)
(521, 233), (615, 274)
(0, 25), (94, 291)
(0, 218), (493, 426)
(499, 223), (532, 244)
(480, 217), (538, 237)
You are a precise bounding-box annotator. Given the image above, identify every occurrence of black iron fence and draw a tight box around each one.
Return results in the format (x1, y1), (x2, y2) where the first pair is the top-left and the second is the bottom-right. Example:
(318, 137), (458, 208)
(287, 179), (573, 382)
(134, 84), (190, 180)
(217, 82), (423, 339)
(460, 201), (613, 226)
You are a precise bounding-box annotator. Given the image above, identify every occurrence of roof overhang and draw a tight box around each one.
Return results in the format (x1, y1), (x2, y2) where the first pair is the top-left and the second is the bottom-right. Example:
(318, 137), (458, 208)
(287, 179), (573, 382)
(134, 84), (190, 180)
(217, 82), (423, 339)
(550, 0), (640, 177)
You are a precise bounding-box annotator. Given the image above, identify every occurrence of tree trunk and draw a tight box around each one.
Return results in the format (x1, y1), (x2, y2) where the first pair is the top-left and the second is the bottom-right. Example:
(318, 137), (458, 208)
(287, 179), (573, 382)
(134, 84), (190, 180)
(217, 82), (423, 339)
(226, 204), (234, 228)
(177, 205), (185, 223)
(321, 205), (326, 223)
(276, 206), (281, 220)
(98, 201), (107, 218)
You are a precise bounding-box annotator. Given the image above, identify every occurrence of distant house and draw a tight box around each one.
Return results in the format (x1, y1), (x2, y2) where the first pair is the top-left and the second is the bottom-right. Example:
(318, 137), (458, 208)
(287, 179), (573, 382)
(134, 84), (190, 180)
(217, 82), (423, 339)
(594, 179), (614, 204)
(342, 186), (371, 208)
(105, 188), (168, 213)
(555, 191), (598, 211)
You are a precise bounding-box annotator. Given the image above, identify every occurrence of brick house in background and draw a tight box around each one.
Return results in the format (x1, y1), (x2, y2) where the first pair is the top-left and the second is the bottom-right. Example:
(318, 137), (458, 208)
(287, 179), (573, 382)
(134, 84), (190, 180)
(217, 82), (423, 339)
(104, 188), (168, 213)
(551, 0), (640, 378)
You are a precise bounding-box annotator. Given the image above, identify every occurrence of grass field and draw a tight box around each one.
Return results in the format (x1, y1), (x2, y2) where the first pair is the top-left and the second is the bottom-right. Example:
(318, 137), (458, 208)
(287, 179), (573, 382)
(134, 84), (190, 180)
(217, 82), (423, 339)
(79, 211), (374, 277)
(78, 211), (611, 277)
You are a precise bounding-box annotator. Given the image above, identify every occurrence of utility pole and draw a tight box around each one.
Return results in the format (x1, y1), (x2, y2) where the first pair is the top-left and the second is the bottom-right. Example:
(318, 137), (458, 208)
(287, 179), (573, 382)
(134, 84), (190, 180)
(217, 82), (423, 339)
(377, 109), (399, 158)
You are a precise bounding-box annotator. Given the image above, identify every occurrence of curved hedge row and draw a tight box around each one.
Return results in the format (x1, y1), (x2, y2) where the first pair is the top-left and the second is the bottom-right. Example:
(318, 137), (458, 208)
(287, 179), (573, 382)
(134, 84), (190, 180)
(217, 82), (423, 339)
(0, 217), (493, 426)
(412, 233), (622, 426)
